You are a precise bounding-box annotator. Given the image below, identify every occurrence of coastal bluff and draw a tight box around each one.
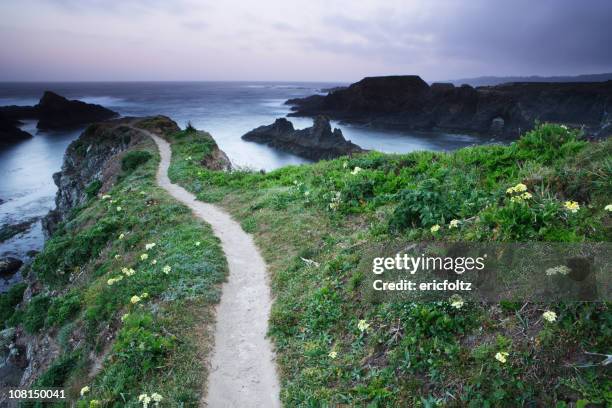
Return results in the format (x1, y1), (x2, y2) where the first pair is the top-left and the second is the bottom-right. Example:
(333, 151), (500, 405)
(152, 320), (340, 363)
(286, 75), (612, 138)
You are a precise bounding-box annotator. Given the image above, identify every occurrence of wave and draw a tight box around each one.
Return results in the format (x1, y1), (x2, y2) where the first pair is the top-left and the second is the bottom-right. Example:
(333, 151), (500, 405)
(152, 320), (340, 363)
(77, 96), (135, 107)
(0, 97), (39, 107)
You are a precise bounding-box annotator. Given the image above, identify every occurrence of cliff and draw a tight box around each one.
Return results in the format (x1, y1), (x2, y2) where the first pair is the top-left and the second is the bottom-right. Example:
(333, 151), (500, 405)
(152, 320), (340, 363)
(1, 115), (230, 405)
(286, 76), (612, 138)
(0, 91), (118, 131)
(242, 116), (364, 160)
(42, 118), (150, 236)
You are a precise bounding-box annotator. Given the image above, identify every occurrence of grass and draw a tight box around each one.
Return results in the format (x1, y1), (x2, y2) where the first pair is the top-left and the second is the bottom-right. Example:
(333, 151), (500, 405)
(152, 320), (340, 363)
(9, 127), (228, 407)
(164, 123), (611, 407)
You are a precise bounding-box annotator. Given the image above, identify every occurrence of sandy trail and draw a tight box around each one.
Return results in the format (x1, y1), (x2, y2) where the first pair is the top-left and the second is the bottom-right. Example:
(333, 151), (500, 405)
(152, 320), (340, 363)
(146, 130), (281, 408)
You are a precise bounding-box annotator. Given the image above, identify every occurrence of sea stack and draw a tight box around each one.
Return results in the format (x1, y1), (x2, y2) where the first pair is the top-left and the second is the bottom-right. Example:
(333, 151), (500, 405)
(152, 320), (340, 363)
(0, 91), (118, 131)
(242, 116), (364, 160)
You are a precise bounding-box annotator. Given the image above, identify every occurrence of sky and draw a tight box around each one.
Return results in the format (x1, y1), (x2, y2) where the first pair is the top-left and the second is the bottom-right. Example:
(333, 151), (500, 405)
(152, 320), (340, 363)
(1, 0), (611, 82)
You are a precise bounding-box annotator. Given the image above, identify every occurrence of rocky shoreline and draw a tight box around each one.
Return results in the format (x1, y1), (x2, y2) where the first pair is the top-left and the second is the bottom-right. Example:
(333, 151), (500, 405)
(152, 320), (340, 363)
(286, 75), (612, 138)
(242, 116), (364, 160)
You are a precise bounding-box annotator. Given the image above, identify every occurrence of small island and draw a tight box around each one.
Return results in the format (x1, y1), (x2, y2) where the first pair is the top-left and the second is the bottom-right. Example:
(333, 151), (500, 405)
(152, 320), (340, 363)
(242, 116), (364, 160)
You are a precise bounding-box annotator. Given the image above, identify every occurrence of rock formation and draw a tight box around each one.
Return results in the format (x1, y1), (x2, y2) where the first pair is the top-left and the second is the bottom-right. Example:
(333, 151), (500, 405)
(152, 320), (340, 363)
(0, 257), (23, 277)
(42, 116), (231, 235)
(42, 117), (149, 236)
(242, 116), (364, 160)
(286, 76), (612, 138)
(0, 91), (117, 131)
(0, 112), (32, 144)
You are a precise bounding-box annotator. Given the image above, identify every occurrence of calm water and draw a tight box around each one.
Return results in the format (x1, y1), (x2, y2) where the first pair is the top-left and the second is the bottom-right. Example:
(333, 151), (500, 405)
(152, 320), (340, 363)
(0, 81), (484, 290)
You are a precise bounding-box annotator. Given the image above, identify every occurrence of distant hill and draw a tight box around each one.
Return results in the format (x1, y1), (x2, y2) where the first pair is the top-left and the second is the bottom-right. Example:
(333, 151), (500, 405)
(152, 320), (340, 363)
(449, 72), (612, 87)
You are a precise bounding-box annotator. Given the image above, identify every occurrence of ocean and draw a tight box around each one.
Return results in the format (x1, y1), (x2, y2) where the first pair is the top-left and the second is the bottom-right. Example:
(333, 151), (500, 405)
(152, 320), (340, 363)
(0, 81), (483, 290)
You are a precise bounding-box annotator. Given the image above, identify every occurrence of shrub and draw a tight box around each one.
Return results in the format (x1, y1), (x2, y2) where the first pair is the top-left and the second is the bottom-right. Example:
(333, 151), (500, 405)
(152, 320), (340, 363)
(35, 350), (82, 387)
(47, 292), (82, 327)
(389, 178), (462, 230)
(121, 150), (153, 173)
(84, 180), (102, 200)
(23, 295), (51, 333)
(0, 283), (27, 327)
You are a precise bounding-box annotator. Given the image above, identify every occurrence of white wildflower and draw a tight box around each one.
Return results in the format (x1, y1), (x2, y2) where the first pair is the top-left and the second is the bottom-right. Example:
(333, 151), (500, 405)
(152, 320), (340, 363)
(357, 319), (370, 332)
(542, 310), (557, 323)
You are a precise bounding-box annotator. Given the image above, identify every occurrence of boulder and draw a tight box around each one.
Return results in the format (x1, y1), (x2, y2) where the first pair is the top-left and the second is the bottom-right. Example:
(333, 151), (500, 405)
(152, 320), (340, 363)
(242, 116), (364, 160)
(0, 257), (23, 277)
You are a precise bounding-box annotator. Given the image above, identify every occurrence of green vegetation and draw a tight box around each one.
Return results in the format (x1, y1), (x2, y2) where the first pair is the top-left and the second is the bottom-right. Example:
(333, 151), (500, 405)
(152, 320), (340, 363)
(167, 123), (611, 407)
(0, 282), (26, 326)
(13, 134), (228, 406)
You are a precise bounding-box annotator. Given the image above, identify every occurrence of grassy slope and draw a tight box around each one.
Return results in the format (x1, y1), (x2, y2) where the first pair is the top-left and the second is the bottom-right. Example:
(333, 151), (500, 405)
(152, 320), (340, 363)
(166, 124), (611, 407)
(4, 130), (228, 406)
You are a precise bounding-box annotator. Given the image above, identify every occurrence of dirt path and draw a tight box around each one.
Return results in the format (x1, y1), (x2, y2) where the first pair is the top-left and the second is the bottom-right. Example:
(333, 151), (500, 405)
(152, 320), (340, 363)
(147, 130), (281, 408)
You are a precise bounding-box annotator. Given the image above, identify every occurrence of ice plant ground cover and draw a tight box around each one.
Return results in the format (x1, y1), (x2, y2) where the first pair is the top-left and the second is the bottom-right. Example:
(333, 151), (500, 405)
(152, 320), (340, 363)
(1, 134), (228, 406)
(164, 121), (611, 407)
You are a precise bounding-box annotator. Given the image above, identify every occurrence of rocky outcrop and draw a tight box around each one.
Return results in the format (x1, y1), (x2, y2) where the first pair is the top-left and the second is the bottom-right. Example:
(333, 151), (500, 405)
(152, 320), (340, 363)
(242, 116), (364, 160)
(0, 91), (117, 130)
(42, 115), (231, 236)
(0, 257), (23, 277)
(0, 112), (32, 144)
(286, 76), (612, 138)
(0, 218), (38, 244)
(42, 118), (149, 236)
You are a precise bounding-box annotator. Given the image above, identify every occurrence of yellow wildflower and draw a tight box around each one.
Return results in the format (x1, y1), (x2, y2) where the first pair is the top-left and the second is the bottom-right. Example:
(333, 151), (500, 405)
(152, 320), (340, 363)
(130, 295), (141, 304)
(118, 233), (125, 240)
(564, 201), (580, 213)
(495, 351), (509, 363)
(328, 351), (338, 359)
(430, 224), (440, 233)
(449, 295), (464, 309)
(449, 219), (460, 228)
(605, 204), (612, 212)
(162, 265), (172, 274)
(116, 206), (122, 212)
(351, 166), (363, 175)
(145, 243), (156, 250)
(140, 253), (149, 261)
(80, 386), (90, 396)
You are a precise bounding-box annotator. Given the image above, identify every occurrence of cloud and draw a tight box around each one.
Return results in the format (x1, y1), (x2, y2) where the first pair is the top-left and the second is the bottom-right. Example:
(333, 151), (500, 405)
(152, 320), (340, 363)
(1, 0), (611, 81)
(182, 20), (208, 31)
